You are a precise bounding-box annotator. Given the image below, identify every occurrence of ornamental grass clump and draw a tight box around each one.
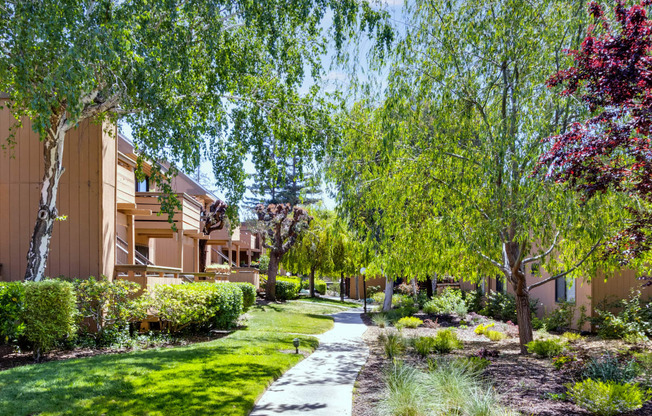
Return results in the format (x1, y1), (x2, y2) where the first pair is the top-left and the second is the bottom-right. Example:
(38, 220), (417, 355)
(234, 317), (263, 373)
(372, 313), (389, 328)
(413, 336), (437, 358)
(582, 353), (641, 384)
(395, 316), (423, 330)
(378, 333), (406, 359)
(379, 359), (517, 416)
(566, 379), (651, 416)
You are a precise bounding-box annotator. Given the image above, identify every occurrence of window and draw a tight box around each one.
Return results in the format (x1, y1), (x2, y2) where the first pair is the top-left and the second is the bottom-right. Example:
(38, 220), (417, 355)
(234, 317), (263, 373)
(555, 277), (576, 303)
(496, 276), (505, 293)
(136, 176), (149, 192)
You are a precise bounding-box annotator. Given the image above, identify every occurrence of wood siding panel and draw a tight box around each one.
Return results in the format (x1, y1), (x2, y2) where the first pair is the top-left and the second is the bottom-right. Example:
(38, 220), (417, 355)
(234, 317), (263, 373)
(593, 269), (652, 309)
(116, 164), (135, 204)
(0, 104), (115, 281)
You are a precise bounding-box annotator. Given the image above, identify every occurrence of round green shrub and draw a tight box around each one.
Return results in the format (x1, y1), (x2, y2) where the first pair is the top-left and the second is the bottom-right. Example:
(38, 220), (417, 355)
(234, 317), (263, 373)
(275, 280), (301, 300)
(23, 279), (77, 358)
(526, 338), (566, 358)
(233, 282), (256, 310)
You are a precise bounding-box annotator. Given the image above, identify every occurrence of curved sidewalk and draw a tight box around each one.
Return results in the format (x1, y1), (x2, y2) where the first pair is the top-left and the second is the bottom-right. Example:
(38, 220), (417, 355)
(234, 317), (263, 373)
(250, 309), (369, 416)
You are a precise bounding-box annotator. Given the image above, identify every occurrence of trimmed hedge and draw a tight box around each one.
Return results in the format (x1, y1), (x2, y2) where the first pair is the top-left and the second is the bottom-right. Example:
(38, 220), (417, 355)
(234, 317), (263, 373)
(23, 280), (77, 358)
(301, 278), (327, 295)
(276, 280), (301, 300)
(148, 282), (243, 332)
(0, 282), (25, 344)
(234, 282), (256, 310)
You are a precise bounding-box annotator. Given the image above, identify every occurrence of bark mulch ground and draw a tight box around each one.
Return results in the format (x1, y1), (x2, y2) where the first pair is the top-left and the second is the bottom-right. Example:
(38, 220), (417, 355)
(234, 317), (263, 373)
(353, 312), (652, 416)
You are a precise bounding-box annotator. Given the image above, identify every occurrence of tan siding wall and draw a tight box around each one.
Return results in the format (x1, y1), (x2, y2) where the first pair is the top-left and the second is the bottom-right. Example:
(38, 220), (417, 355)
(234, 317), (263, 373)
(0, 106), (116, 281)
(592, 269), (652, 308)
(348, 276), (386, 299)
(116, 163), (135, 204)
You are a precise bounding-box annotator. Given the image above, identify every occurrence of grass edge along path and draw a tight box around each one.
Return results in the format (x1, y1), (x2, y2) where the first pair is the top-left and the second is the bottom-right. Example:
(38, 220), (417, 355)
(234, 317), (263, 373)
(0, 301), (342, 416)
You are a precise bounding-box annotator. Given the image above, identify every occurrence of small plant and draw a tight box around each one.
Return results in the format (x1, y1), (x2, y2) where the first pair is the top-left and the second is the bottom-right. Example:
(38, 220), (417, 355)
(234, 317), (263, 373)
(474, 322), (495, 335)
(566, 379), (651, 416)
(545, 301), (576, 332)
(413, 336), (436, 357)
(395, 316), (423, 330)
(526, 338), (566, 358)
(371, 292), (385, 304)
(372, 314), (389, 328)
(431, 329), (463, 353)
(592, 290), (652, 341)
(378, 333), (406, 358)
(379, 361), (428, 416)
(475, 347), (500, 359)
(561, 332), (584, 342)
(552, 354), (577, 371)
(543, 392), (567, 401)
(484, 330), (507, 341)
(460, 356), (491, 372)
(582, 353), (641, 384)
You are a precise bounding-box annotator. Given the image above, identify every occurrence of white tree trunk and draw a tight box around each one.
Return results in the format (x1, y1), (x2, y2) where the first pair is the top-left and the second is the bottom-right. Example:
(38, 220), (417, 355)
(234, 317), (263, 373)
(24, 122), (67, 281)
(431, 273), (437, 296)
(383, 275), (393, 312)
(354, 275), (359, 299)
(411, 276), (417, 297)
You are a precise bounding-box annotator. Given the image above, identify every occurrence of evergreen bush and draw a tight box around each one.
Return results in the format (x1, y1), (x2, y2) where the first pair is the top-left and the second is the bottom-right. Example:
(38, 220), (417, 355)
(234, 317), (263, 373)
(0, 282), (25, 344)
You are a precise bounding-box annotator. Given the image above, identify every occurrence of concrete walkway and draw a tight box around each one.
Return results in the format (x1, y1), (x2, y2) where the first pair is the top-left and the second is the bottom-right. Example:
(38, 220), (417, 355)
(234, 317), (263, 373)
(250, 309), (368, 416)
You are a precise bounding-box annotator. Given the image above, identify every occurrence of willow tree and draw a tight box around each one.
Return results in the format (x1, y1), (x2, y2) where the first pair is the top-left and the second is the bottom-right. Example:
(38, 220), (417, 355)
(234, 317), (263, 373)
(284, 206), (334, 297)
(0, 0), (391, 281)
(334, 0), (628, 352)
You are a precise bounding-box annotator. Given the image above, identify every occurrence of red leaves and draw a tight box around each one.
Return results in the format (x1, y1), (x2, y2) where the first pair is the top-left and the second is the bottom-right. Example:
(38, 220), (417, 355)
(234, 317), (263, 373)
(537, 1), (652, 262)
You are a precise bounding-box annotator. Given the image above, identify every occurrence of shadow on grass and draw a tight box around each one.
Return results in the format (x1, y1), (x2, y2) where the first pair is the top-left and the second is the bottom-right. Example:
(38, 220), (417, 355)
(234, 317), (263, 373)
(0, 333), (315, 416)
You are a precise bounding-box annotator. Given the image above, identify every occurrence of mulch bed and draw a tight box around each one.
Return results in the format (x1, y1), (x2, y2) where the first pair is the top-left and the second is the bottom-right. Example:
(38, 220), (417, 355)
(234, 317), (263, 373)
(353, 312), (652, 416)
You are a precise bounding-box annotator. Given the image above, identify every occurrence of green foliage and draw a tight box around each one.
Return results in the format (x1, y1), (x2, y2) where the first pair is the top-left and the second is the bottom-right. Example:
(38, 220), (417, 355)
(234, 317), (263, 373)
(413, 336), (437, 357)
(480, 291), (539, 324)
(380, 360), (429, 416)
(74, 276), (146, 345)
(148, 282), (243, 332)
(386, 307), (417, 322)
(592, 291), (652, 340)
(258, 255), (270, 274)
(392, 294), (416, 309)
(234, 282), (257, 311)
(526, 339), (566, 358)
(552, 354), (577, 371)
(275, 280), (301, 301)
(484, 330), (507, 342)
(395, 317), (423, 330)
(0, 282), (25, 344)
(463, 288), (484, 313)
(300, 278), (326, 295)
(372, 292), (386, 304)
(432, 329), (463, 354)
(378, 333), (406, 359)
(372, 313), (389, 328)
(561, 332), (584, 342)
(23, 280), (77, 357)
(566, 379), (651, 416)
(459, 356), (492, 373)
(423, 289), (468, 316)
(582, 354), (641, 384)
(545, 302), (576, 333)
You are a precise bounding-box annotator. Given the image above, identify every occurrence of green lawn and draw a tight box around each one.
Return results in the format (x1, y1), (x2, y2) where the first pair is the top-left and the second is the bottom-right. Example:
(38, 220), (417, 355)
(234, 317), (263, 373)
(0, 301), (343, 416)
(295, 296), (360, 308)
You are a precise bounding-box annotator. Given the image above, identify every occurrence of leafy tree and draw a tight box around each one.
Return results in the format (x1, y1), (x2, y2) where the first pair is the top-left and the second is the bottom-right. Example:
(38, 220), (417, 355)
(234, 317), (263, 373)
(538, 0), (652, 266)
(254, 203), (312, 301)
(284, 206), (334, 297)
(0, 0), (391, 281)
(332, 0), (627, 351)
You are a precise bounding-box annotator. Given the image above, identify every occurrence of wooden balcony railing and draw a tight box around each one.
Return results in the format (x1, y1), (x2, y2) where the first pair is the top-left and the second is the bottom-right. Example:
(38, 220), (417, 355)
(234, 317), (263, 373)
(134, 192), (203, 232)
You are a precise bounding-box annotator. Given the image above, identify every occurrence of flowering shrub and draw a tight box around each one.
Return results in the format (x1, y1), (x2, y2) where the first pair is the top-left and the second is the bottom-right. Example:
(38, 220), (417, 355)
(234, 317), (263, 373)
(0, 282), (25, 344)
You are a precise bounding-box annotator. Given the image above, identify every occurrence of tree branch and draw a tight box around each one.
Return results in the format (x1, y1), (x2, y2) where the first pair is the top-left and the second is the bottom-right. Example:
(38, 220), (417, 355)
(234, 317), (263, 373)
(522, 231), (560, 265)
(527, 240), (601, 291)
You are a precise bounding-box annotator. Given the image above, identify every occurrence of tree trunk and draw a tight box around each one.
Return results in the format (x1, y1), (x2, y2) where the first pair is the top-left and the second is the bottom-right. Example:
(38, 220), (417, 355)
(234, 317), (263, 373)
(383, 275), (393, 312)
(340, 271), (344, 302)
(309, 266), (315, 297)
(199, 240), (207, 272)
(516, 291), (534, 353)
(431, 273), (438, 296)
(411, 277), (417, 297)
(355, 274), (359, 299)
(25, 126), (67, 281)
(266, 252), (280, 301)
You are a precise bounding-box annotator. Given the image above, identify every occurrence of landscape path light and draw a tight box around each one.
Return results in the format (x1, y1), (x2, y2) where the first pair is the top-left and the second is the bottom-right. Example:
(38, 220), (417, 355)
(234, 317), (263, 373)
(292, 338), (300, 354)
